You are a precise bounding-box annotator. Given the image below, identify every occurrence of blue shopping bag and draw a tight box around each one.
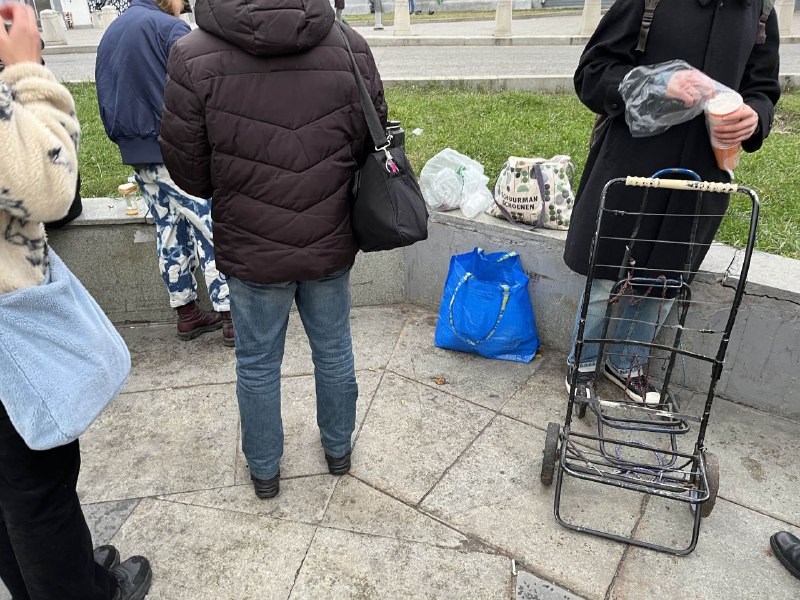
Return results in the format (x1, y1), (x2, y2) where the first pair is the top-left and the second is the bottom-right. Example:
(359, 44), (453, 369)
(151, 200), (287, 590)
(434, 248), (540, 363)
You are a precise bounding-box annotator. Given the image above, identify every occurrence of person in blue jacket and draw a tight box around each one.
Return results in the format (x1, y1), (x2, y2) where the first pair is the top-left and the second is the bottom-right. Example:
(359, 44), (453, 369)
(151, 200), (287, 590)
(96, 0), (234, 346)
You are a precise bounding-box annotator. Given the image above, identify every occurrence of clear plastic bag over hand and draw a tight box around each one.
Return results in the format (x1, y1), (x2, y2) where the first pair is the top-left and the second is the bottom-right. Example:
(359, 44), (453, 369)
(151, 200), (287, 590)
(419, 148), (494, 219)
(618, 60), (735, 137)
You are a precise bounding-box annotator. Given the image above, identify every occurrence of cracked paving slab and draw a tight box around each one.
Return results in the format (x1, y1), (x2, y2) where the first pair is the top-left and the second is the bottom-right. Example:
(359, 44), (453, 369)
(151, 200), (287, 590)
(695, 395), (800, 527)
(351, 372), (495, 504)
(609, 497), (800, 600)
(289, 527), (512, 599)
(421, 415), (642, 600)
(516, 570), (587, 600)
(111, 498), (316, 599)
(321, 475), (471, 549)
(235, 371), (383, 483)
(78, 383), (239, 504)
(157, 475), (338, 525)
(387, 310), (539, 411)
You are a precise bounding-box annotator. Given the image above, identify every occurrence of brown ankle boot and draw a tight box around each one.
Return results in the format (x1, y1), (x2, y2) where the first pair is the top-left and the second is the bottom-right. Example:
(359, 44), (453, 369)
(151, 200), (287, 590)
(221, 312), (235, 347)
(176, 301), (223, 340)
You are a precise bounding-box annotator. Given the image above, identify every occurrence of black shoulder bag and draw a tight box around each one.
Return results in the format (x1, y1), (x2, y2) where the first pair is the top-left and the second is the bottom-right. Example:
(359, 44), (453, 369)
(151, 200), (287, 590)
(336, 23), (428, 253)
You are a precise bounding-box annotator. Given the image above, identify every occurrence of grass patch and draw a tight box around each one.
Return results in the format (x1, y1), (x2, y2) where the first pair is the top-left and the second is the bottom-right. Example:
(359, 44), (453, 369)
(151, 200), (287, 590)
(66, 82), (800, 260)
(69, 82), (131, 197)
(388, 86), (800, 260)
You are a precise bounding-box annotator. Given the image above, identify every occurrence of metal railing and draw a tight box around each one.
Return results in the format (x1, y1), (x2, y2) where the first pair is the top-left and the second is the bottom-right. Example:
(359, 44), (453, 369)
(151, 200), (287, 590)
(92, 0), (131, 12)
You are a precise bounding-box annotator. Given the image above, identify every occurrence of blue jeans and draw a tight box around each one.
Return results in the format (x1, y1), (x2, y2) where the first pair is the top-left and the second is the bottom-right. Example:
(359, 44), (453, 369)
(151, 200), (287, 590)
(228, 269), (358, 480)
(567, 279), (674, 376)
(134, 164), (229, 311)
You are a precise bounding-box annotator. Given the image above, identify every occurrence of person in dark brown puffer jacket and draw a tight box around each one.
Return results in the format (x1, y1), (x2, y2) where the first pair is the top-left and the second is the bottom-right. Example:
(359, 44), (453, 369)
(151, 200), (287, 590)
(160, 0), (386, 500)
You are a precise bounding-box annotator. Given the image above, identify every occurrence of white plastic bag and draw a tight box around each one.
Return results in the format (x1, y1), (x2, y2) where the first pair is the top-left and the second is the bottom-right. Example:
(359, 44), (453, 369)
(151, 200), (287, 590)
(419, 148), (494, 219)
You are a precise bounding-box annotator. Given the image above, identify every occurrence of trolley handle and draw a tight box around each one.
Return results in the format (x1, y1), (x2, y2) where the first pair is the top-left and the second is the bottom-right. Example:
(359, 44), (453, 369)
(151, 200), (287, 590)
(625, 176), (738, 194)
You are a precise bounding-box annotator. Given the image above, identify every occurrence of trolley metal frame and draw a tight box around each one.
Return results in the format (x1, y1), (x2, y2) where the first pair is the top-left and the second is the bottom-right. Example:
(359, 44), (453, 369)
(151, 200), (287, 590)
(540, 169), (759, 555)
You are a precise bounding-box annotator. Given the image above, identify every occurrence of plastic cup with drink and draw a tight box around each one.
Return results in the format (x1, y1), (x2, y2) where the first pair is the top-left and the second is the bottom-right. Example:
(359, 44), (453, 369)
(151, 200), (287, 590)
(704, 91), (743, 175)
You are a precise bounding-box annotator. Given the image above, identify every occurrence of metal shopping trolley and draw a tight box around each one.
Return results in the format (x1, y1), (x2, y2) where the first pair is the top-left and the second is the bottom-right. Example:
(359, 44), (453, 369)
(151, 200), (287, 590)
(539, 168), (760, 555)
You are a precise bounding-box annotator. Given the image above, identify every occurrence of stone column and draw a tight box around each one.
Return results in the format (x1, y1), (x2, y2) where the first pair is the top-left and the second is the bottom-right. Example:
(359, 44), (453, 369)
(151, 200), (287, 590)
(374, 0), (384, 30)
(494, 0), (513, 37)
(40, 10), (68, 46)
(394, 0), (411, 36)
(776, 0), (795, 36)
(97, 5), (119, 30)
(580, 0), (602, 36)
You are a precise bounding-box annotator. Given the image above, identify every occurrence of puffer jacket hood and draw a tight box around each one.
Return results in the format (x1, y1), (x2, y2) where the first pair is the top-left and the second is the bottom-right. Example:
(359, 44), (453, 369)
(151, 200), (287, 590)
(194, 0), (334, 56)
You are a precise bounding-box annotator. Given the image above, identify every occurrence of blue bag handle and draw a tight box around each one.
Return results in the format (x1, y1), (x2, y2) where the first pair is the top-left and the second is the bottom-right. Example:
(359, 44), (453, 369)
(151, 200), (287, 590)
(447, 272), (511, 346)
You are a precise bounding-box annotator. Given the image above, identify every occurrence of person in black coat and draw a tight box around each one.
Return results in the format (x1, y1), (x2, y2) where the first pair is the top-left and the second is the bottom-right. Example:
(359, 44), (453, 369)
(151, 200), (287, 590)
(564, 0), (780, 405)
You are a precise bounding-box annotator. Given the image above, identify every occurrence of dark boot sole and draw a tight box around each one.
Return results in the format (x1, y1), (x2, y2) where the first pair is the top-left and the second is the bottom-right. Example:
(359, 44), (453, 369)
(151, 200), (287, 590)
(254, 486), (279, 499)
(325, 452), (352, 476)
(771, 534), (800, 580)
(252, 472), (280, 499)
(116, 564), (152, 600)
(176, 322), (223, 341)
(222, 336), (235, 348)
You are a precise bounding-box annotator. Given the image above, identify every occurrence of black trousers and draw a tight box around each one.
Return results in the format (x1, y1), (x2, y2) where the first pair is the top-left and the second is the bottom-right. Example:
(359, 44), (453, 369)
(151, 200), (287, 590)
(0, 403), (116, 600)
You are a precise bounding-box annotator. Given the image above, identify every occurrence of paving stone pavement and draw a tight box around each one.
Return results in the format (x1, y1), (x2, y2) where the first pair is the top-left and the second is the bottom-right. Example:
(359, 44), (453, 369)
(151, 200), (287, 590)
(2, 304), (799, 599)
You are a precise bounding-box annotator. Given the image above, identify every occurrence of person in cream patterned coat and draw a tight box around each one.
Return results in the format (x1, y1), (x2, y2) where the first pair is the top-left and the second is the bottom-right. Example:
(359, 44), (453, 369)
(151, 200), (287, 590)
(0, 54), (79, 295)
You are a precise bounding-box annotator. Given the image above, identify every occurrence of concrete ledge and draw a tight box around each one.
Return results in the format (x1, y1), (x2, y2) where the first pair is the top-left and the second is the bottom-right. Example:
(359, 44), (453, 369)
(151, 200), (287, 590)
(42, 44), (99, 55)
(403, 211), (800, 421)
(383, 74), (800, 93)
(47, 198), (406, 324)
(60, 74), (800, 93)
(383, 74), (576, 92)
(347, 10), (583, 24)
(47, 199), (800, 420)
(365, 35), (591, 46)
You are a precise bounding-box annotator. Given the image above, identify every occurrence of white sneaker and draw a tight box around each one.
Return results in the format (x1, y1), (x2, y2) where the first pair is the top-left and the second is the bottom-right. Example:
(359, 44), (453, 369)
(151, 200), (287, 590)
(565, 366), (596, 402)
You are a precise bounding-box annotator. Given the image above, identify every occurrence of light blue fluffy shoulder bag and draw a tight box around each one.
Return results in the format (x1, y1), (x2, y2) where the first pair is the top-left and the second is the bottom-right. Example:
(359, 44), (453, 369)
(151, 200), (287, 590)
(0, 250), (130, 450)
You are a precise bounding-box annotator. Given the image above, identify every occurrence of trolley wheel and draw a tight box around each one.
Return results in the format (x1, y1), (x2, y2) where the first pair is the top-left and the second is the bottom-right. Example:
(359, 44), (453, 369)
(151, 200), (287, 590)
(701, 452), (720, 518)
(541, 422), (560, 486)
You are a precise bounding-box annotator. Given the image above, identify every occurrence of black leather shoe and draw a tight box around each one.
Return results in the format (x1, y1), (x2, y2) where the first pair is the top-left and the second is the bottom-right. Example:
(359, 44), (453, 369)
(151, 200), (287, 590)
(94, 545), (121, 571)
(111, 556), (152, 600)
(325, 450), (352, 476)
(771, 531), (800, 580)
(252, 470), (280, 499)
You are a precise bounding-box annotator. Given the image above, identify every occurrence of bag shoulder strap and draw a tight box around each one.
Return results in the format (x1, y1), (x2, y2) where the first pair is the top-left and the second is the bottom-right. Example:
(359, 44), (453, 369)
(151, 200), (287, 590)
(334, 22), (388, 150)
(635, 0), (661, 54)
(756, 0), (776, 45)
